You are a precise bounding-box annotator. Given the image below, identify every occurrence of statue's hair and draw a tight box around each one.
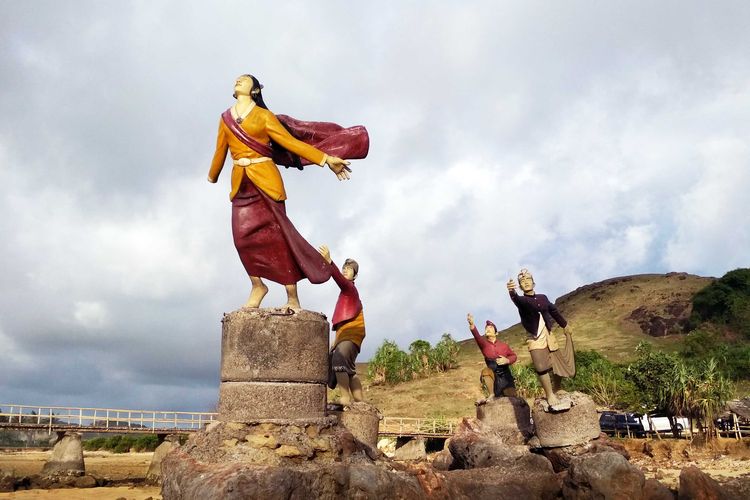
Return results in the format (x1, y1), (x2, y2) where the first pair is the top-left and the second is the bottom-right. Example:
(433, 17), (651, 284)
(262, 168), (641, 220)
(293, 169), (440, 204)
(344, 258), (359, 279)
(518, 268), (534, 283)
(233, 74), (268, 109)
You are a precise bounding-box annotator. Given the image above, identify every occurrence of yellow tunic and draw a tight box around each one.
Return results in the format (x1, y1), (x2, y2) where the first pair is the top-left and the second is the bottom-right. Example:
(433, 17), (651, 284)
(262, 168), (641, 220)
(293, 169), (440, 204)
(333, 309), (366, 349)
(208, 105), (327, 201)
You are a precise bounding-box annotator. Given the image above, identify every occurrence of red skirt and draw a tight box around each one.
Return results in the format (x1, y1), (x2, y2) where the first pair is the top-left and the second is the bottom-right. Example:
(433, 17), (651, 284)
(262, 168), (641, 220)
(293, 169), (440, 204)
(231, 177), (331, 285)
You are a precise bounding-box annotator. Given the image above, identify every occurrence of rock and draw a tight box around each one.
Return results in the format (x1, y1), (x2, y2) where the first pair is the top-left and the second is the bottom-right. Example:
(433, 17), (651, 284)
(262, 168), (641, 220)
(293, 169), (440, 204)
(445, 463), (562, 499)
(41, 432), (85, 476)
(377, 437), (396, 457)
(145, 435), (181, 485)
(721, 475), (750, 500)
(394, 438), (427, 461)
(0, 471), (14, 492)
(161, 449), (428, 500)
(246, 433), (279, 449)
(562, 451), (645, 499)
(642, 478), (674, 500)
(448, 417), (547, 470)
(542, 434), (631, 473)
(275, 445), (303, 458)
(475, 396), (533, 442)
(532, 391), (600, 447)
(73, 475), (98, 488)
(678, 466), (729, 500)
(432, 448), (453, 471)
(220, 308), (328, 383)
(339, 401), (382, 448)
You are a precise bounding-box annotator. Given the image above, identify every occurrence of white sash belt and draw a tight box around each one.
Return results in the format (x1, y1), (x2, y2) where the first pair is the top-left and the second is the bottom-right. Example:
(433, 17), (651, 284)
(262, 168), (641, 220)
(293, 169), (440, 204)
(233, 157), (272, 166)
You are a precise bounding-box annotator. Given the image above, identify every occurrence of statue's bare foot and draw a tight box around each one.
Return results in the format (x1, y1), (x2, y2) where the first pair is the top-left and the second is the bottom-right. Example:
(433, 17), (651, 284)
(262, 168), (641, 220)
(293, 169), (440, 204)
(282, 298), (301, 310)
(245, 283), (268, 308)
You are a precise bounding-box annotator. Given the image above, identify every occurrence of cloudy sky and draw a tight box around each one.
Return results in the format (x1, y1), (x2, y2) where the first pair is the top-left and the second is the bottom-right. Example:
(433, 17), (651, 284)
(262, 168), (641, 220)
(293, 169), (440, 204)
(2, 1), (748, 412)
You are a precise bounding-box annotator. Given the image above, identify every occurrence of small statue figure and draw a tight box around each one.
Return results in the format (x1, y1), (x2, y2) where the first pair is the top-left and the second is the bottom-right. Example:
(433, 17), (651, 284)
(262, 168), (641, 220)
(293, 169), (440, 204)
(318, 245), (365, 406)
(507, 269), (576, 411)
(467, 314), (518, 398)
(208, 74), (369, 309)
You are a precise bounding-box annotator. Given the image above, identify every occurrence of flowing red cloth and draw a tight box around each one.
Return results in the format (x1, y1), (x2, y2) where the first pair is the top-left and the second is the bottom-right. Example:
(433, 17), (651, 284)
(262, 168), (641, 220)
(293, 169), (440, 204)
(275, 115), (369, 167)
(231, 177), (331, 285)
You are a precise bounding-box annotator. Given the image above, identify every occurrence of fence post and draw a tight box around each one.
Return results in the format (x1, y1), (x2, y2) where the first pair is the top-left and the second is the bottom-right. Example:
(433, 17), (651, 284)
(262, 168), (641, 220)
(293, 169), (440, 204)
(48, 408), (53, 434)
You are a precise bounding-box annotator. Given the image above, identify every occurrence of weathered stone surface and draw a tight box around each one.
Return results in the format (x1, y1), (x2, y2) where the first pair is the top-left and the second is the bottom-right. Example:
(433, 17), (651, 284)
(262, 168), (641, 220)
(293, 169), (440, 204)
(643, 477), (675, 500)
(0, 471), (14, 492)
(41, 432), (85, 476)
(721, 475), (750, 500)
(394, 438), (427, 461)
(678, 465), (730, 500)
(432, 447), (453, 471)
(219, 381), (326, 422)
(562, 451), (645, 499)
(161, 449), (430, 500)
(340, 401), (382, 448)
(145, 435), (181, 485)
(220, 308), (328, 383)
(448, 417), (547, 470)
(476, 396), (533, 441)
(445, 463), (562, 500)
(542, 433), (631, 473)
(532, 391), (600, 447)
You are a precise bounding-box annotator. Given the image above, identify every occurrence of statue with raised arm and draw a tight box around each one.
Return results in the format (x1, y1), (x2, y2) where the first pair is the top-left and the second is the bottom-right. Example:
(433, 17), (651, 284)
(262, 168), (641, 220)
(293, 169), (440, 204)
(208, 74), (369, 309)
(467, 313), (517, 398)
(318, 245), (365, 406)
(507, 268), (576, 411)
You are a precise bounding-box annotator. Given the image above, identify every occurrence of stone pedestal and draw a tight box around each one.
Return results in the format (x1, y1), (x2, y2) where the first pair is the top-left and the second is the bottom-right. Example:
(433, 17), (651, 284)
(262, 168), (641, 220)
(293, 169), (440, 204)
(218, 308), (329, 423)
(532, 391), (600, 447)
(41, 432), (84, 476)
(476, 396), (533, 442)
(146, 434), (181, 485)
(339, 402), (381, 448)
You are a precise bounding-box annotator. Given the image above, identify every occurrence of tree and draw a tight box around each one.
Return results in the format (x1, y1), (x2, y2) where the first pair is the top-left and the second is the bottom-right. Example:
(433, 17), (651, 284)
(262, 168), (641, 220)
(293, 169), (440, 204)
(408, 339), (432, 375)
(431, 333), (460, 372)
(691, 268), (750, 338)
(367, 340), (411, 385)
(563, 350), (638, 409)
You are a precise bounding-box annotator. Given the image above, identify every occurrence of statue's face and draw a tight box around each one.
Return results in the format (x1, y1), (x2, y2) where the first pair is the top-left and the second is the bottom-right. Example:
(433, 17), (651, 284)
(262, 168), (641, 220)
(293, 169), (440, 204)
(234, 75), (253, 97)
(519, 274), (535, 293)
(342, 264), (356, 281)
(484, 325), (497, 342)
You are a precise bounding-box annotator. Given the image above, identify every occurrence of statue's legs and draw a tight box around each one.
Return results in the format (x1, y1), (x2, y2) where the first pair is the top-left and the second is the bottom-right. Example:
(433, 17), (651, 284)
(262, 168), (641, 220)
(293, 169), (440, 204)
(284, 284), (301, 310)
(335, 372), (353, 405)
(245, 276), (269, 308)
(538, 371), (560, 406)
(350, 375), (364, 402)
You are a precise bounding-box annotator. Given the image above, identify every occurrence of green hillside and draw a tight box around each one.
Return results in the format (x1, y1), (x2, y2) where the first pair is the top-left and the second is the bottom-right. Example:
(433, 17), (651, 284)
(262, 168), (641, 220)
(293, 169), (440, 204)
(356, 273), (716, 418)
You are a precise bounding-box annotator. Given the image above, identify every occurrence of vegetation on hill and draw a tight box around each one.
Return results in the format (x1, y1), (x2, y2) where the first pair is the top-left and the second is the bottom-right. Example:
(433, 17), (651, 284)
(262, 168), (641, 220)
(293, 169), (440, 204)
(367, 334), (460, 385)
(82, 434), (160, 453)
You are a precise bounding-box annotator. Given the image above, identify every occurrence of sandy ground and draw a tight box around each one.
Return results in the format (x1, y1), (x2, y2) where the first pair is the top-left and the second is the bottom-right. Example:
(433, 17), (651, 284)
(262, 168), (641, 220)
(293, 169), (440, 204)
(0, 451), (160, 500)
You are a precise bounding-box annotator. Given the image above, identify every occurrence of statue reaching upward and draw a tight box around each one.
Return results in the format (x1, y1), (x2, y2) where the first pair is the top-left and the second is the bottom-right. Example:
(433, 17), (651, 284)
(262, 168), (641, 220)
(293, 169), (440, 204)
(208, 74), (368, 310)
(507, 268), (576, 411)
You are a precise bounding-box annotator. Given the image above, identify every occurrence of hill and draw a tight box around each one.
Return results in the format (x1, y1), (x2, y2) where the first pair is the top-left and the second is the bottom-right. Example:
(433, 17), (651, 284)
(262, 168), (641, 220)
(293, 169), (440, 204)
(356, 273), (715, 418)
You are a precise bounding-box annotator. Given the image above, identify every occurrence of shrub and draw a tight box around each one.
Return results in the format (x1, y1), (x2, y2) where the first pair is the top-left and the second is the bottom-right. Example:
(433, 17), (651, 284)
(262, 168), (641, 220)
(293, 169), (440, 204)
(510, 363), (542, 399)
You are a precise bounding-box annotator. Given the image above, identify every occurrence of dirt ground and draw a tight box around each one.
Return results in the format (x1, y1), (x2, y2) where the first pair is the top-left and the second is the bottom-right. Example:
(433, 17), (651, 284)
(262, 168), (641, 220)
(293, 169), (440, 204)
(0, 450), (160, 500)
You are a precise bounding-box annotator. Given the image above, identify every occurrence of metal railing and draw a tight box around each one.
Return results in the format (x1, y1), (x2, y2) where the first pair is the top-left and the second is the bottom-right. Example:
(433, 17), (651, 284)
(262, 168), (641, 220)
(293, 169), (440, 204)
(0, 404), (218, 434)
(379, 416), (458, 437)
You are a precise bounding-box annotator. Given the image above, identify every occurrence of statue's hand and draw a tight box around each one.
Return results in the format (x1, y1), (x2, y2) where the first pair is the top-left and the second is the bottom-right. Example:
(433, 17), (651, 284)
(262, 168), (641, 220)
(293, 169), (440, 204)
(317, 244), (332, 264)
(207, 176), (218, 184)
(564, 325), (573, 336)
(496, 356), (509, 366)
(327, 156), (352, 181)
(467, 313), (474, 327)
(506, 279), (516, 292)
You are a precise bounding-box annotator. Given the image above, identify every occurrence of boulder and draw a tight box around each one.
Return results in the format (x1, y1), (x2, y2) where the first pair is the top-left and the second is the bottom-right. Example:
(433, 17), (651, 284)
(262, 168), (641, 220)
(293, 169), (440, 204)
(678, 466), (729, 500)
(339, 401), (382, 448)
(532, 391), (600, 447)
(448, 417), (546, 470)
(432, 447), (453, 471)
(445, 463), (562, 500)
(41, 432), (85, 476)
(542, 433), (631, 473)
(642, 478), (675, 500)
(562, 451), (645, 499)
(394, 438), (427, 461)
(0, 471), (14, 492)
(475, 396), (533, 442)
(145, 435), (181, 485)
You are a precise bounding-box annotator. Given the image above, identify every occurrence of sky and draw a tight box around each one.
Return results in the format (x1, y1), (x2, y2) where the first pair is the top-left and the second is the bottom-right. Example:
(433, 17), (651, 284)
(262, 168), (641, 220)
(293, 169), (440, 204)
(1, 1), (748, 412)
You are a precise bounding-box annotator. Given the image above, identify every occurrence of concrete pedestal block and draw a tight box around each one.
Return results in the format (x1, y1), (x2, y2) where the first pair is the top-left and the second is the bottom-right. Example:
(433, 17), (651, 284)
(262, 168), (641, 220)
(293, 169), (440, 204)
(476, 397), (533, 441)
(339, 402), (381, 448)
(42, 432), (85, 476)
(219, 381), (326, 422)
(220, 309), (328, 384)
(532, 391), (600, 447)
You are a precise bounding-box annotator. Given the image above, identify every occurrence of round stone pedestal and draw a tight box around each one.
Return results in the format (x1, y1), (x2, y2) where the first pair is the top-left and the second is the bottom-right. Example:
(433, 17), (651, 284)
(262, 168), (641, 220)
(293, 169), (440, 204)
(532, 391), (600, 447)
(339, 402), (381, 448)
(42, 432), (84, 476)
(476, 396), (533, 442)
(218, 308), (329, 423)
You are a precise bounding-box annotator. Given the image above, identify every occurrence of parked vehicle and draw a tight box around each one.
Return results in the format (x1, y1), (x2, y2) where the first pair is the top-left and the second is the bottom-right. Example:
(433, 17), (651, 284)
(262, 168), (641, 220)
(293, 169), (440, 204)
(640, 415), (689, 436)
(598, 411), (646, 438)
